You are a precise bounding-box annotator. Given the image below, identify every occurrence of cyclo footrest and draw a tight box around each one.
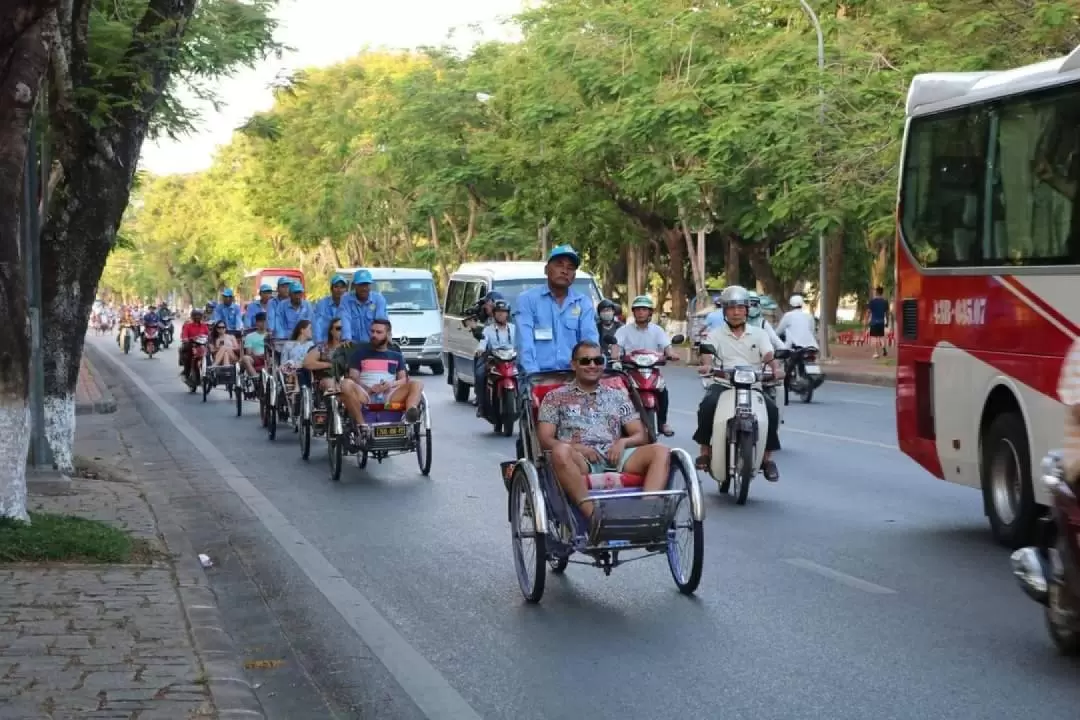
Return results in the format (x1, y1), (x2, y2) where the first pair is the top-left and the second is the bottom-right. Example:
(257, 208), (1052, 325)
(589, 493), (681, 546)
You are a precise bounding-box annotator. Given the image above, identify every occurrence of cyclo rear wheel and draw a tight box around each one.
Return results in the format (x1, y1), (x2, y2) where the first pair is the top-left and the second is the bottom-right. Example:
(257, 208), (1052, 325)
(667, 453), (703, 594)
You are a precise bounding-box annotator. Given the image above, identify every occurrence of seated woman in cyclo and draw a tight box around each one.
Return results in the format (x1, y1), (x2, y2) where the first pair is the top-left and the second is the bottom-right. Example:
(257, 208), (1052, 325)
(339, 319), (423, 426)
(280, 320), (314, 379)
(535, 340), (670, 533)
(211, 321), (240, 366)
(240, 312), (270, 378)
(302, 318), (349, 393)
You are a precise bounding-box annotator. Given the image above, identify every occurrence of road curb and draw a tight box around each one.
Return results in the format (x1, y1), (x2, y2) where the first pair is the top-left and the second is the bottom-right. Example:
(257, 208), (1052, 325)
(84, 343), (267, 719)
(824, 369), (896, 387)
(77, 352), (118, 415)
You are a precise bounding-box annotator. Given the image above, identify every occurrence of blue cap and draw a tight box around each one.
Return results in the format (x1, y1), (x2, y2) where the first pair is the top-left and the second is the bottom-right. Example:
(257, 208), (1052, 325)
(547, 244), (580, 268)
(258, 283), (273, 293)
(221, 288), (234, 298)
(330, 274), (348, 287)
(289, 280), (303, 293)
(277, 277), (292, 286)
(352, 269), (373, 285)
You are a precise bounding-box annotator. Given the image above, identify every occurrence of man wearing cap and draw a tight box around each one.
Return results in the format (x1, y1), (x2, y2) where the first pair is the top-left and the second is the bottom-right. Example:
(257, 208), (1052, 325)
(344, 269), (388, 342)
(272, 281), (314, 343)
(314, 275), (354, 342)
(514, 245), (599, 374)
(211, 289), (244, 332)
(245, 283), (275, 329)
(265, 278), (293, 337)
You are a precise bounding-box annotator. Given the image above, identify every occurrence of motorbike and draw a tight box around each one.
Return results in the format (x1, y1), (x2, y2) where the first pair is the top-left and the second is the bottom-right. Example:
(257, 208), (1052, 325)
(699, 343), (776, 505)
(480, 347), (520, 436)
(186, 336), (209, 391)
(1011, 451), (1080, 655)
(608, 333), (685, 438)
(141, 324), (160, 358)
(161, 319), (174, 348)
(776, 345), (824, 404)
(118, 323), (135, 355)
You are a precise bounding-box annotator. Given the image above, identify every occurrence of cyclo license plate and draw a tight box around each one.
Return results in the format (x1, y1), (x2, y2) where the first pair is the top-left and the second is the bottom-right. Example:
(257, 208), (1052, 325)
(804, 364), (820, 374)
(312, 410), (327, 426)
(373, 425), (407, 439)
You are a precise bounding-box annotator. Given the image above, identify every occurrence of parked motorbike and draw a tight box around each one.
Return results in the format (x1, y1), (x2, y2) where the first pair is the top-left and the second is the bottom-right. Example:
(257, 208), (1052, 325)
(1011, 451), (1080, 655)
(141, 324), (160, 358)
(776, 345), (824, 404)
(608, 333), (685, 438)
(699, 343), (776, 505)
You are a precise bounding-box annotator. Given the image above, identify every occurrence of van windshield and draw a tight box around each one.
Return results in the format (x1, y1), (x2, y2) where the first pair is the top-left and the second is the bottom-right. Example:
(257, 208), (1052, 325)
(374, 279), (438, 311)
(493, 278), (600, 310)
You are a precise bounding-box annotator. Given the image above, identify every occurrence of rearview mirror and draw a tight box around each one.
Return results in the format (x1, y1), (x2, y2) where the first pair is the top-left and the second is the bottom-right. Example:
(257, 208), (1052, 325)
(471, 326), (484, 341)
(602, 334), (618, 346)
(699, 343), (716, 356)
(671, 333), (685, 345)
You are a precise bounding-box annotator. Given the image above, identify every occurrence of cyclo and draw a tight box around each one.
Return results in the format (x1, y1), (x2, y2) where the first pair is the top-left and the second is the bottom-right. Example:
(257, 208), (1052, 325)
(502, 369), (704, 604)
(201, 331), (239, 406)
(322, 347), (432, 482)
(264, 340), (303, 441)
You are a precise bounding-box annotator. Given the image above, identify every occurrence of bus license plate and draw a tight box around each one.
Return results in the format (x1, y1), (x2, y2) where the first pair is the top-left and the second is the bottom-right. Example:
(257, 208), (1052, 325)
(374, 425), (407, 439)
(804, 364), (820, 374)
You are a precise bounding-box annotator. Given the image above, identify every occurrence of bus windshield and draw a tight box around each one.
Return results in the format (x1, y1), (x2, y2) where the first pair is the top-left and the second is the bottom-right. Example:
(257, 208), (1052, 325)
(374, 279), (438, 311)
(493, 278), (601, 310)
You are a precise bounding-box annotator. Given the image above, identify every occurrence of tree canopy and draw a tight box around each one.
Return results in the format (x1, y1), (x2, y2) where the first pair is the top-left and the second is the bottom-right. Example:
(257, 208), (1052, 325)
(105, 0), (1080, 319)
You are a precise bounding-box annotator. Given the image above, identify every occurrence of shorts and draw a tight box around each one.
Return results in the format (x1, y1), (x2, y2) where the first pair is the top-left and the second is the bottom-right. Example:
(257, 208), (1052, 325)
(586, 447), (638, 474)
(868, 323), (885, 337)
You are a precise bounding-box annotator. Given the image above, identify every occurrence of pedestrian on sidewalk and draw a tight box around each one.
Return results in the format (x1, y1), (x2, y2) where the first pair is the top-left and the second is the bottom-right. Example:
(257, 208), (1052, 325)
(867, 286), (889, 358)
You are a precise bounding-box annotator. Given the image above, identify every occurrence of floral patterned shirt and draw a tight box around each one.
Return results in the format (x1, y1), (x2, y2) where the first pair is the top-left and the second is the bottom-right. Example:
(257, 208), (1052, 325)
(537, 380), (636, 455)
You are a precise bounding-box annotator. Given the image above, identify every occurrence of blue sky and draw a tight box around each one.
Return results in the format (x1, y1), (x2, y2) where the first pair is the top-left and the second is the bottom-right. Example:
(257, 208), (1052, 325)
(141, 0), (524, 175)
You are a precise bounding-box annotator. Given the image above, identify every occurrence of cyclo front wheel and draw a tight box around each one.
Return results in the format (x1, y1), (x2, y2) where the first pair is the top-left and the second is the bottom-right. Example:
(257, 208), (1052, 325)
(510, 467), (546, 603)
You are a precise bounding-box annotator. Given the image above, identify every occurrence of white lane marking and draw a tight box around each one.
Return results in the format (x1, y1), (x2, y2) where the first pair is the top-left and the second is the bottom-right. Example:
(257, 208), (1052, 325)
(782, 558), (897, 595)
(95, 347), (484, 720)
(833, 397), (889, 407)
(667, 408), (897, 449)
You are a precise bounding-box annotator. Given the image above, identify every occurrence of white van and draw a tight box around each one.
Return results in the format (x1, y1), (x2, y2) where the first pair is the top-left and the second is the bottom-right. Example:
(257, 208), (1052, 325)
(442, 262), (602, 400)
(337, 267), (444, 375)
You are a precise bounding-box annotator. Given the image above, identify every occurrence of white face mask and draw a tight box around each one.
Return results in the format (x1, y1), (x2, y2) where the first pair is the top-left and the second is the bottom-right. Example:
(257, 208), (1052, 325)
(599, 311), (615, 323)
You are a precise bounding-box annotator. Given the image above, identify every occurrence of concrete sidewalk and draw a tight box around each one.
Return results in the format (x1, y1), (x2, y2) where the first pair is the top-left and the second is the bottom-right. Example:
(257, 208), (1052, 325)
(674, 342), (896, 387)
(1, 356), (263, 719)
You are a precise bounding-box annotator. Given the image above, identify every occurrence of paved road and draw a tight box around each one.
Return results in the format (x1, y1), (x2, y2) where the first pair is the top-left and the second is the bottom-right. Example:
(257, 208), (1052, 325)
(88, 337), (1080, 720)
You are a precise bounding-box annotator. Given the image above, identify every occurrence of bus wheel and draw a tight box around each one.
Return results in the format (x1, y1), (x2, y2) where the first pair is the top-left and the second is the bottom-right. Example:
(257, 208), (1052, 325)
(981, 412), (1038, 549)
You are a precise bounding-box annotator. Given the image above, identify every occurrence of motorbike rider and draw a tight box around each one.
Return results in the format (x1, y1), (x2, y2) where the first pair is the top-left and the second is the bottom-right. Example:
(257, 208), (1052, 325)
(141, 305), (161, 345)
(344, 269), (388, 342)
(245, 283), (275, 329)
(474, 299), (517, 418)
(117, 305), (136, 347)
(612, 295), (679, 437)
(179, 308), (211, 381)
(314, 275), (354, 342)
(747, 291), (785, 350)
(210, 288), (244, 333)
(596, 298), (622, 355)
(693, 285), (782, 481)
(776, 294), (819, 349)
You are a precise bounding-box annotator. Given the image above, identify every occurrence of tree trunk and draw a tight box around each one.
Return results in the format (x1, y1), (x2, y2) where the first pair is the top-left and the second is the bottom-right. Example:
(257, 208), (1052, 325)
(724, 234), (741, 286)
(745, 242), (790, 308)
(662, 228), (688, 320)
(38, 0), (198, 471)
(823, 228), (845, 324)
(0, 0), (55, 521)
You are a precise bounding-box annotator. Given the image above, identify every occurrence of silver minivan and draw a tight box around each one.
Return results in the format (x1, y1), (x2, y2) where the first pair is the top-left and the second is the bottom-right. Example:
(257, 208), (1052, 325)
(442, 261), (601, 400)
(337, 267), (444, 375)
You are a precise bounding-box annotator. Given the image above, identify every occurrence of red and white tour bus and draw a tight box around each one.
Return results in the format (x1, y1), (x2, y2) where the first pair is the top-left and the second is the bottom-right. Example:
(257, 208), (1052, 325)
(243, 268), (305, 300)
(896, 46), (1080, 547)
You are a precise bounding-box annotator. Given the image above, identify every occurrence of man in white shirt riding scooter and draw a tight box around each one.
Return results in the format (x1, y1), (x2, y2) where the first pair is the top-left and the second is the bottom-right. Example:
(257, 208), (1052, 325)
(775, 294), (819, 350)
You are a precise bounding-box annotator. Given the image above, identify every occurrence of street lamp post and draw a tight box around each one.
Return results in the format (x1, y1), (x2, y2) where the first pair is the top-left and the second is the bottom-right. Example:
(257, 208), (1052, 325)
(798, 0), (830, 359)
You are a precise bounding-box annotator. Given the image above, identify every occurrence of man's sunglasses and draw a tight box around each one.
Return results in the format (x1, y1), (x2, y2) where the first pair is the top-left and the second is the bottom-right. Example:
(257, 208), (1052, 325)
(574, 356), (605, 366)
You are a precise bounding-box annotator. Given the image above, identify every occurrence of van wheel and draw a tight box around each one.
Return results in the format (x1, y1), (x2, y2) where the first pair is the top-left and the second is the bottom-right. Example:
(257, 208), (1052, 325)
(430, 361), (444, 376)
(445, 355), (454, 385)
(454, 375), (471, 403)
(981, 412), (1038, 549)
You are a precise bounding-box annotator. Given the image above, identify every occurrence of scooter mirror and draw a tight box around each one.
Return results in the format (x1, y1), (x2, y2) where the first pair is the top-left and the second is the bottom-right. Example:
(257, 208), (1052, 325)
(670, 334), (685, 345)
(699, 343), (717, 356)
(602, 334), (618, 346)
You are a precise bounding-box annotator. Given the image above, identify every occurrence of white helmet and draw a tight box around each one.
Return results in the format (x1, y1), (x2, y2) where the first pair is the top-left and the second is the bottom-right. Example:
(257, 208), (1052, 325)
(789, 294), (805, 309)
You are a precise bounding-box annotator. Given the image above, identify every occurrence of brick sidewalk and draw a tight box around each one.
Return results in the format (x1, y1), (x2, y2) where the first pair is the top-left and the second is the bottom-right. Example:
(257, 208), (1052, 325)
(76, 355), (117, 415)
(1, 390), (262, 717)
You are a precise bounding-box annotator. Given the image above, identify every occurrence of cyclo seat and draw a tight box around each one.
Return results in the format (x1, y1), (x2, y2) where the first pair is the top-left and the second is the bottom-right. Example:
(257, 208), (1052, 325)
(528, 374), (646, 490)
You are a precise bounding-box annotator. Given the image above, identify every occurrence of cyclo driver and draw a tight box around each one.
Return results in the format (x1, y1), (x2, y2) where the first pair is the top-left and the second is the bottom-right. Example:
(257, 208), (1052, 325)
(474, 299), (516, 418)
(693, 285), (782, 481)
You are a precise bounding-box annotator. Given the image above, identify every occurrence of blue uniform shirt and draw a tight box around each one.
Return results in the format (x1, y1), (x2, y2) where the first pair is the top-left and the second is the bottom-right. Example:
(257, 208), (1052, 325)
(211, 302), (243, 331)
(344, 292), (388, 342)
(272, 299), (314, 340)
(313, 296), (354, 342)
(514, 285), (598, 374)
(245, 299), (274, 329)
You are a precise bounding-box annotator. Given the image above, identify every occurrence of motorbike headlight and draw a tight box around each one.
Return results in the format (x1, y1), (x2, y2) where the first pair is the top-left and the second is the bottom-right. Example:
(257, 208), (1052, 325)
(733, 369), (757, 385)
(633, 354), (658, 367)
(426, 333), (442, 346)
(493, 347), (517, 361)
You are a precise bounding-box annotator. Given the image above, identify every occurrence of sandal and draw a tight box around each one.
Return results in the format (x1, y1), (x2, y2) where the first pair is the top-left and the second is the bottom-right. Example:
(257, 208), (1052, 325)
(577, 499), (601, 541)
(694, 454), (710, 471)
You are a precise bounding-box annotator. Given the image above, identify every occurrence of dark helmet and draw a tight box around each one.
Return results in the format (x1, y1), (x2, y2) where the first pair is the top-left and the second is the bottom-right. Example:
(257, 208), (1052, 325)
(492, 300), (511, 313)
(483, 291), (504, 303)
(597, 298), (618, 313)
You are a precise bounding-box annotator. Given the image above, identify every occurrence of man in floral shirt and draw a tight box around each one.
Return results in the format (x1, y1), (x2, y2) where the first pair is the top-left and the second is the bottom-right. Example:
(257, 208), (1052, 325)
(536, 340), (671, 530)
